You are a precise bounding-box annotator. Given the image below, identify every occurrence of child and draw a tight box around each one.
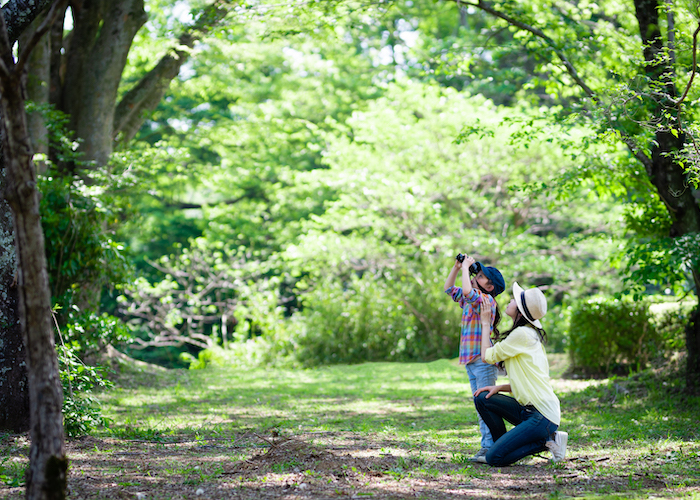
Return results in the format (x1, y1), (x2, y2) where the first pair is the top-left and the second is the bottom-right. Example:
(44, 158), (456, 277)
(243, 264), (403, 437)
(473, 282), (567, 465)
(444, 253), (505, 462)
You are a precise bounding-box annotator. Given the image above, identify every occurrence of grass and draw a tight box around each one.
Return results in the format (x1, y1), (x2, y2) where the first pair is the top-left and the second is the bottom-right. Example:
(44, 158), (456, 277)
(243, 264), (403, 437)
(1, 354), (699, 499)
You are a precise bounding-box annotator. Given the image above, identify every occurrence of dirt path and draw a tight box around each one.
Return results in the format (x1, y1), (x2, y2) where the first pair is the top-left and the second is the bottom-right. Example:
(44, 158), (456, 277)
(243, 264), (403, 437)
(1, 429), (680, 500)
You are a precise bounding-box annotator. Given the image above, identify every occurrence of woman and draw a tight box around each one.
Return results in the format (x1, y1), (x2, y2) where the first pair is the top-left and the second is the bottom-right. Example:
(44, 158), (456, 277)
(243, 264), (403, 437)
(473, 282), (567, 466)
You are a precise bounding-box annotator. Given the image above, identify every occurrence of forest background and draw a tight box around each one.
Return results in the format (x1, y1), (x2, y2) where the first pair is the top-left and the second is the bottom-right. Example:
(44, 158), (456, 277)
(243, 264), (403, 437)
(1, 1), (700, 494)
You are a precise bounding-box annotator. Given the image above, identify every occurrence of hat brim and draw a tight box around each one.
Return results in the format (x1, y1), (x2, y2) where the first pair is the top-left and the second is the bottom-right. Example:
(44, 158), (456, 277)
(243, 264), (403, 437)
(513, 281), (542, 329)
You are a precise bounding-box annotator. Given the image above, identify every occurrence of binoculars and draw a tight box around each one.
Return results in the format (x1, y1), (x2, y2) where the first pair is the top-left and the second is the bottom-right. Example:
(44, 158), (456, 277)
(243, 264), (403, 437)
(456, 254), (480, 275)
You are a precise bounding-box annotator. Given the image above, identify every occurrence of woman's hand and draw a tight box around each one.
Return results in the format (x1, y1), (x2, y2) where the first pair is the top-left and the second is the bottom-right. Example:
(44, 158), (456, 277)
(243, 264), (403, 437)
(474, 385), (500, 399)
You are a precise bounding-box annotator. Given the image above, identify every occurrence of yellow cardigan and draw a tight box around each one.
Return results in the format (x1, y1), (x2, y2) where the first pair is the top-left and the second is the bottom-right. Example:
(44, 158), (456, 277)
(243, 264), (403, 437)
(484, 326), (561, 426)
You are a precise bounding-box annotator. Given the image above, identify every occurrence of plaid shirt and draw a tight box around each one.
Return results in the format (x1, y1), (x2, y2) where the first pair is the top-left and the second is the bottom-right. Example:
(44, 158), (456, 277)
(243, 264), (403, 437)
(445, 286), (495, 365)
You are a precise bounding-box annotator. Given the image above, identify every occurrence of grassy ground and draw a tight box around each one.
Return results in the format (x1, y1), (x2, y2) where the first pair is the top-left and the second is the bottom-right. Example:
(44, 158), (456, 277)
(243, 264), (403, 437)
(1, 354), (699, 499)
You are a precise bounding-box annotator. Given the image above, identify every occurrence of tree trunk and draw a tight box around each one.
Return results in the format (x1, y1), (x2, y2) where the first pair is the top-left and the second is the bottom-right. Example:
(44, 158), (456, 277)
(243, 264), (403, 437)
(59, 0), (147, 167)
(1, 77), (67, 500)
(634, 0), (700, 393)
(0, 3), (67, 497)
(20, 15), (50, 174)
(0, 166), (29, 433)
(688, 303), (700, 392)
(0, 0), (57, 436)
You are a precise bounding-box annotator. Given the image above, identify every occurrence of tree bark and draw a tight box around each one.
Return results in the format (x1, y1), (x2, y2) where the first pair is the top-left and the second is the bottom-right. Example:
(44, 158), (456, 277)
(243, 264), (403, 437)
(20, 15), (50, 174)
(0, 0), (55, 436)
(60, 0), (148, 167)
(0, 1), (67, 497)
(634, 0), (700, 392)
(0, 163), (29, 433)
(2, 0), (55, 44)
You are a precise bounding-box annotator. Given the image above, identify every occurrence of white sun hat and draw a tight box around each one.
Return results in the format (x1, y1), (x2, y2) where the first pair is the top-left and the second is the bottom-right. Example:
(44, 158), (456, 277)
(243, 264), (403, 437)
(513, 281), (547, 329)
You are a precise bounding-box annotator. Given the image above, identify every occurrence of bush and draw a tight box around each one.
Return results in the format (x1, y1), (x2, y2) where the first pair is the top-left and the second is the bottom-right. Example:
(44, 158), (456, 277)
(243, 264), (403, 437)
(568, 296), (657, 375)
(58, 344), (113, 437)
(180, 346), (226, 369)
(567, 295), (693, 376)
(648, 299), (695, 352)
(62, 309), (133, 360)
(290, 270), (457, 366)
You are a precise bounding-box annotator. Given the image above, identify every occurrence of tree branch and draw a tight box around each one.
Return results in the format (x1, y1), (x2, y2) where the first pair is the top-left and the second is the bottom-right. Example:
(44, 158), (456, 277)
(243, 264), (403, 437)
(1, 0), (55, 44)
(453, 0), (655, 169)
(113, 1), (232, 145)
(675, 22), (700, 107)
(455, 0), (596, 98)
(14, 0), (68, 75)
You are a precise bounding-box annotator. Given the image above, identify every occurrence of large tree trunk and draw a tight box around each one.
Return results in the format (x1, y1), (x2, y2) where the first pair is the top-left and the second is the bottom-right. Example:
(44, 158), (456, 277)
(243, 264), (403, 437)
(634, 0), (700, 393)
(20, 15), (50, 174)
(0, 168), (29, 433)
(0, 3), (67, 498)
(688, 303), (700, 391)
(0, 72), (67, 500)
(59, 0), (147, 167)
(0, 0), (56, 435)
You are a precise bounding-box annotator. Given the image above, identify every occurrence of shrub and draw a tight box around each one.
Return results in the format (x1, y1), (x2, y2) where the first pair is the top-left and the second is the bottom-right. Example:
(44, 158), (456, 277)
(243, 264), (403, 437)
(58, 344), (113, 437)
(567, 295), (694, 376)
(62, 309), (133, 360)
(648, 299), (695, 352)
(568, 296), (660, 375)
(180, 346), (226, 369)
(290, 271), (457, 366)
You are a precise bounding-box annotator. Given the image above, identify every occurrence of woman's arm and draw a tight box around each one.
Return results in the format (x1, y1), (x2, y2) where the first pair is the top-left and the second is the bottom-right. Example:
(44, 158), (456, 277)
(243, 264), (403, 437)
(474, 384), (512, 398)
(480, 297), (492, 362)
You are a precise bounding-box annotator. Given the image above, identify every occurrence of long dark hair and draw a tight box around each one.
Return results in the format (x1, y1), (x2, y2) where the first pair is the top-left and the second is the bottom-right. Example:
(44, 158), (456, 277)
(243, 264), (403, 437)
(493, 312), (547, 344)
(492, 303), (502, 338)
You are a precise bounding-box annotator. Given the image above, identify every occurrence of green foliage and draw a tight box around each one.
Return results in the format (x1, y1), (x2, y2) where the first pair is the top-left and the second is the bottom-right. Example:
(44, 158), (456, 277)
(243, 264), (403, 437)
(291, 266), (455, 366)
(58, 344), (113, 437)
(120, 80), (631, 367)
(0, 456), (25, 487)
(118, 237), (285, 354)
(623, 234), (700, 298)
(93, 1), (696, 371)
(567, 296), (689, 376)
(180, 346), (226, 370)
(62, 309), (133, 359)
(280, 83), (623, 362)
(40, 170), (128, 308)
(26, 104), (133, 316)
(648, 299), (696, 352)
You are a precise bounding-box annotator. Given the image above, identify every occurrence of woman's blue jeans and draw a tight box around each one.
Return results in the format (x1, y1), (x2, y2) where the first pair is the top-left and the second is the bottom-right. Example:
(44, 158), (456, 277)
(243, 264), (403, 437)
(474, 392), (558, 466)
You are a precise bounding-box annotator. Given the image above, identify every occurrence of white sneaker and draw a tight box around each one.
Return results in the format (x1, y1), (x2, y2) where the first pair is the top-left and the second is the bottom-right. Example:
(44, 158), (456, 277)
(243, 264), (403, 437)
(546, 431), (568, 462)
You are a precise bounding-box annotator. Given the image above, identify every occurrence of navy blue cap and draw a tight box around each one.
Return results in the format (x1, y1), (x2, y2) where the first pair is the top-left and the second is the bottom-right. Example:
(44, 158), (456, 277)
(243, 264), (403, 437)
(477, 262), (505, 297)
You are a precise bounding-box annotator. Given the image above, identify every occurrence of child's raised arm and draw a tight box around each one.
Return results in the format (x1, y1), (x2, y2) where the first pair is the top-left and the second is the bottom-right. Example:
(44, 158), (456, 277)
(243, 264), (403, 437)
(444, 257), (462, 291)
(461, 255), (476, 295)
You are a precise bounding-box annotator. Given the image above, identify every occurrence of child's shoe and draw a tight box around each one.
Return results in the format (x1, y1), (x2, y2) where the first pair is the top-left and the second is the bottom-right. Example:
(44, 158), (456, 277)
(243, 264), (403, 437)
(469, 447), (488, 463)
